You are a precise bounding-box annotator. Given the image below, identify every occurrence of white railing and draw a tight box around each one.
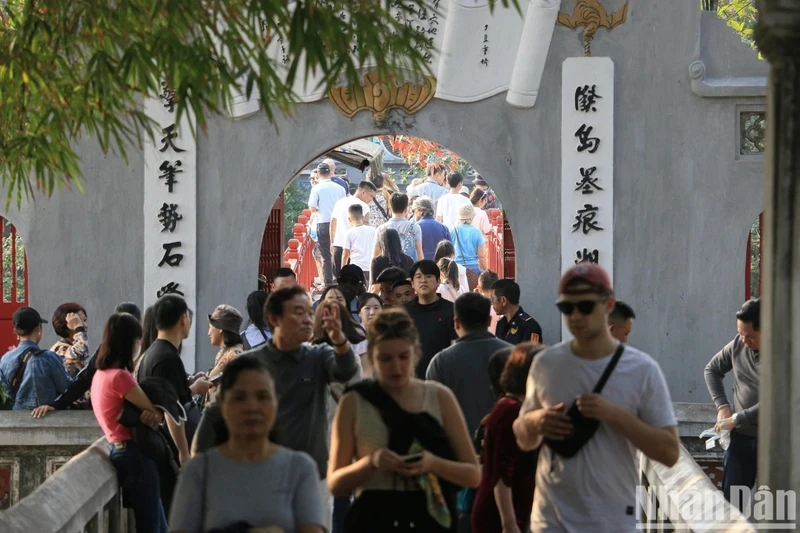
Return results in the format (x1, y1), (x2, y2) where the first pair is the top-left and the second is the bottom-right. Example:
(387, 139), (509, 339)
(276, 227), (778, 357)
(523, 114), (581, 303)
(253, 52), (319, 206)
(0, 438), (129, 533)
(638, 445), (756, 532)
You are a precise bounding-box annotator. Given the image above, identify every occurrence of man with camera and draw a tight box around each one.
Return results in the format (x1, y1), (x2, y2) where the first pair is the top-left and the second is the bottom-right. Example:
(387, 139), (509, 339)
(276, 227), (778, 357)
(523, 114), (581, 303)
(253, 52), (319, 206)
(512, 264), (679, 533)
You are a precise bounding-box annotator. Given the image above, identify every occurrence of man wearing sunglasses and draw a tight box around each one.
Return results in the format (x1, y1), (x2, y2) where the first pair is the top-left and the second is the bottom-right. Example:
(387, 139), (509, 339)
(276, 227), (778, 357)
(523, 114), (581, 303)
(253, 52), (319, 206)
(491, 279), (543, 345)
(512, 263), (679, 533)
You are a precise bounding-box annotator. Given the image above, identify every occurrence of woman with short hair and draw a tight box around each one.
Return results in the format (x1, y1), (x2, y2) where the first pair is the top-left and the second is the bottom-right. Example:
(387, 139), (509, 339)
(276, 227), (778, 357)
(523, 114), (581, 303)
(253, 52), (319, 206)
(51, 302), (90, 377)
(169, 356), (326, 533)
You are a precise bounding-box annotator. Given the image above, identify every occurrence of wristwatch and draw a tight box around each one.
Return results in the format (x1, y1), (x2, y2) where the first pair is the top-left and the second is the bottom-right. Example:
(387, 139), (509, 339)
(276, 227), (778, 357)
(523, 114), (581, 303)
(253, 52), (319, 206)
(732, 413), (740, 426)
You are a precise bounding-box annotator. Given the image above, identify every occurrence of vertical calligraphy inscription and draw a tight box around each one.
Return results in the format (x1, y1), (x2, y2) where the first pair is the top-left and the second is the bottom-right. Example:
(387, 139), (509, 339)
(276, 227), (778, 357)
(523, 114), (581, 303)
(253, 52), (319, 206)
(561, 57), (614, 340)
(480, 24), (490, 67)
(144, 85), (198, 371)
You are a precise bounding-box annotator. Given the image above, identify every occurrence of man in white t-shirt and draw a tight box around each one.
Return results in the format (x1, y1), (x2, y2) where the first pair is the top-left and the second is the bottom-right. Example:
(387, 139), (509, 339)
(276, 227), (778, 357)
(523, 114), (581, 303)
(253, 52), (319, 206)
(308, 162), (346, 285)
(513, 263), (679, 533)
(330, 181), (377, 277)
(342, 204), (376, 284)
(436, 171), (472, 229)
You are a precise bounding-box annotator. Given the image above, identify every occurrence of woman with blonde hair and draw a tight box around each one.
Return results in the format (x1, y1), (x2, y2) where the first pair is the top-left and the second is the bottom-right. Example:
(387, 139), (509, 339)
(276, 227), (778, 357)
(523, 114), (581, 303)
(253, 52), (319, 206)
(451, 205), (487, 290)
(328, 308), (480, 532)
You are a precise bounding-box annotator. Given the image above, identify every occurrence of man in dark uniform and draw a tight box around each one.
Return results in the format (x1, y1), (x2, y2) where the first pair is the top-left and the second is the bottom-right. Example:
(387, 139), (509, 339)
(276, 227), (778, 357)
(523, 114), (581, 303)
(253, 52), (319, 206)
(491, 279), (543, 345)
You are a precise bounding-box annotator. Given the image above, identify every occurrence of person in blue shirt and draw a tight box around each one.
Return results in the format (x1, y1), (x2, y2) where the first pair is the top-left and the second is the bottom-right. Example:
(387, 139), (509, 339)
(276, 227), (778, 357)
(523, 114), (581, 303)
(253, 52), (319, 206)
(412, 196), (451, 260)
(0, 307), (73, 410)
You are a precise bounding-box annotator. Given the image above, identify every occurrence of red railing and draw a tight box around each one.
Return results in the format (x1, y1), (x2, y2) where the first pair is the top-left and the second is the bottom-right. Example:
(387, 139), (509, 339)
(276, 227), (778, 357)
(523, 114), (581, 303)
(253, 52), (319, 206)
(284, 209), (318, 291)
(284, 208), (514, 290)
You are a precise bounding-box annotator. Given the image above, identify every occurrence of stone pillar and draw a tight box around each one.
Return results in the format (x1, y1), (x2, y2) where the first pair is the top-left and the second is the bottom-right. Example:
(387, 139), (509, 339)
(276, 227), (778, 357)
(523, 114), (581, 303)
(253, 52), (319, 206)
(755, 0), (800, 502)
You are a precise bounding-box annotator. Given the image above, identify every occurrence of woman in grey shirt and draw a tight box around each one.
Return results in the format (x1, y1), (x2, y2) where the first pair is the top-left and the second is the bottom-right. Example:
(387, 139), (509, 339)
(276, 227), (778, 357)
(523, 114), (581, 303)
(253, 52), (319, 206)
(169, 357), (325, 533)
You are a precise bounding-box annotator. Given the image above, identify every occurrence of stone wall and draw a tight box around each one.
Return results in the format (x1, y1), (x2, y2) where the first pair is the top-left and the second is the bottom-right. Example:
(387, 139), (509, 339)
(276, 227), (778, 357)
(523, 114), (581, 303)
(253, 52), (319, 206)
(0, 2), (767, 403)
(0, 411), (102, 508)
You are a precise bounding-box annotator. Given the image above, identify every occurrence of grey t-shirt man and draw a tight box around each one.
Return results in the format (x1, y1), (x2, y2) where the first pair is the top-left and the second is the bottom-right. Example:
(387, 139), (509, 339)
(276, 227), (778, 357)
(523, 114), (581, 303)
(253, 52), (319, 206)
(242, 340), (359, 478)
(426, 330), (511, 436)
(521, 342), (677, 533)
(169, 447), (325, 532)
(703, 335), (759, 436)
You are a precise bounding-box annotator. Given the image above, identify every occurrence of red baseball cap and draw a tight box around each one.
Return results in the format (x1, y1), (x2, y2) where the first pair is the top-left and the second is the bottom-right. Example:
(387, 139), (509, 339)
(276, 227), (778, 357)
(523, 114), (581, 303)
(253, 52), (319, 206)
(558, 263), (613, 295)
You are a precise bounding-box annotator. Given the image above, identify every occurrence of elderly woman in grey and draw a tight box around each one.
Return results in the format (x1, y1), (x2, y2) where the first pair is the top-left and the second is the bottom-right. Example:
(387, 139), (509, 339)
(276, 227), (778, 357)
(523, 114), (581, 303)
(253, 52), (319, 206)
(412, 196), (453, 261)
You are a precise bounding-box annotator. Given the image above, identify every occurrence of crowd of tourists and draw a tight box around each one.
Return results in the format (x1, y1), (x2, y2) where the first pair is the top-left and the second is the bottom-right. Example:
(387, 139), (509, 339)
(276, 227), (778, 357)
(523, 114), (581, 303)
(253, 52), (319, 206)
(0, 161), (762, 533)
(307, 159), (498, 296)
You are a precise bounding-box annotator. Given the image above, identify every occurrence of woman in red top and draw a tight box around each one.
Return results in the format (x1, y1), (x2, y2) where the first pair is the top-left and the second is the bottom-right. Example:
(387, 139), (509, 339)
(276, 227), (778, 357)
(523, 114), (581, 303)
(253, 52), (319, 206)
(91, 312), (176, 533)
(471, 343), (545, 533)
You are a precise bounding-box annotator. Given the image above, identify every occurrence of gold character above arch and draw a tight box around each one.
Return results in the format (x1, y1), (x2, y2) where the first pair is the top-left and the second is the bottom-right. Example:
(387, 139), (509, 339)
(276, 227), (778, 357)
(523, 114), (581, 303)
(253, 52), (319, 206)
(557, 0), (629, 57)
(328, 71), (437, 122)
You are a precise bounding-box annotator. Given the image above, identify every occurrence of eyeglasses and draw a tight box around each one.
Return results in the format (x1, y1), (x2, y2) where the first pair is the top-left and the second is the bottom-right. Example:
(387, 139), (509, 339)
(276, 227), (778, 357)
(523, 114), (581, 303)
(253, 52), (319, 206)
(555, 300), (602, 315)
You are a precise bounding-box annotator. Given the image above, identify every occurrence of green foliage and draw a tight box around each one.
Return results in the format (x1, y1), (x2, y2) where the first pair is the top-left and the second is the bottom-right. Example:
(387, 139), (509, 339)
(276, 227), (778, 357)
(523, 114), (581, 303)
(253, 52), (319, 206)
(716, 0), (760, 56)
(283, 178), (310, 243)
(0, 0), (515, 207)
(2, 229), (25, 303)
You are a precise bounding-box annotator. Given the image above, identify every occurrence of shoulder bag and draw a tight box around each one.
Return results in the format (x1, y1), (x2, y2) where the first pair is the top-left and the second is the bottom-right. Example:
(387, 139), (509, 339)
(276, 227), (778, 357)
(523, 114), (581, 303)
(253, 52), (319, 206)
(343, 381), (456, 533)
(373, 197), (389, 222)
(544, 343), (625, 458)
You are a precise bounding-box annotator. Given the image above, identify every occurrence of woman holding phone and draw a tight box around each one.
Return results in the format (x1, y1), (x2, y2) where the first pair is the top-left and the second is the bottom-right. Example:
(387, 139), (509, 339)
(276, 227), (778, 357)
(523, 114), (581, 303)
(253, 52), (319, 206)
(327, 308), (480, 532)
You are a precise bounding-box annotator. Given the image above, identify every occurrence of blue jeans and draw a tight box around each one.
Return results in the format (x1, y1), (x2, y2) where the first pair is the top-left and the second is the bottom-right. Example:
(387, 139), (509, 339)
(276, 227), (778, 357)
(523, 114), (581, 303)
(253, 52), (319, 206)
(110, 441), (168, 533)
(722, 431), (758, 511)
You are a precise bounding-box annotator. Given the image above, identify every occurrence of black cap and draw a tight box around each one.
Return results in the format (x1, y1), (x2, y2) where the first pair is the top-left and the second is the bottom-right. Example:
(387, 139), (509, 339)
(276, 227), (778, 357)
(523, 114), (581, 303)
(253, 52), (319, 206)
(317, 162), (331, 174)
(13, 307), (48, 331)
(338, 264), (364, 283)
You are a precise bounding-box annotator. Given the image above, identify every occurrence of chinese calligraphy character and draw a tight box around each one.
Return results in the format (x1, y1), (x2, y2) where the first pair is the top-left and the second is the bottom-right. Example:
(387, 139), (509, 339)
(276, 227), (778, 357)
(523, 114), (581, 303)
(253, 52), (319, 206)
(575, 84), (601, 113)
(575, 166), (603, 194)
(159, 124), (186, 153)
(482, 45), (489, 55)
(157, 282), (185, 298)
(480, 58), (489, 67)
(429, 14), (438, 25)
(160, 82), (176, 113)
(158, 160), (183, 193)
(158, 241), (184, 267)
(575, 248), (600, 264)
(158, 203), (183, 233)
(423, 52), (433, 63)
(572, 204), (603, 234)
(575, 124), (600, 154)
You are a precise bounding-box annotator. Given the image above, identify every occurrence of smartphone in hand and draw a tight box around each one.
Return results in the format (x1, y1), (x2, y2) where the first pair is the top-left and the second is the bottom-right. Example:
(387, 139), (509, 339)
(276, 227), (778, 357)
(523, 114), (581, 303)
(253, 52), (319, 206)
(403, 453), (423, 463)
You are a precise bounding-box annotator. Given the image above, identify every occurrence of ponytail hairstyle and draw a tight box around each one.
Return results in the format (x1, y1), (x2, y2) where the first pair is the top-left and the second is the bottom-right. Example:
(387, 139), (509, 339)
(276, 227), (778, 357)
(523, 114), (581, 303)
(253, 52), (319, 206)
(367, 308), (421, 365)
(437, 257), (460, 292)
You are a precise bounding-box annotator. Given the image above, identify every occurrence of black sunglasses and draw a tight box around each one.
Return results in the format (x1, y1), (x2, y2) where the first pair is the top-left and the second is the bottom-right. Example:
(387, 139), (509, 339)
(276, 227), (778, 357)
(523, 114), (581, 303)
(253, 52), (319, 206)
(555, 300), (602, 315)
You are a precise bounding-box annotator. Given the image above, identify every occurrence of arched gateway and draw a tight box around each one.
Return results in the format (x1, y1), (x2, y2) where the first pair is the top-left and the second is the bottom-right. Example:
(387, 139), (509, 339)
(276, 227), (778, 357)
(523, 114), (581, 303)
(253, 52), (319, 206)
(7, 2), (766, 406)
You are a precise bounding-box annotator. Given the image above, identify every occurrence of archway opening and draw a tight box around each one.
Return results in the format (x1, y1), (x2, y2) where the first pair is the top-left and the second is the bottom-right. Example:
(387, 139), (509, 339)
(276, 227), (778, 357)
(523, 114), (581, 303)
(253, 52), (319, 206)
(257, 135), (517, 294)
(0, 218), (28, 357)
(745, 213), (762, 301)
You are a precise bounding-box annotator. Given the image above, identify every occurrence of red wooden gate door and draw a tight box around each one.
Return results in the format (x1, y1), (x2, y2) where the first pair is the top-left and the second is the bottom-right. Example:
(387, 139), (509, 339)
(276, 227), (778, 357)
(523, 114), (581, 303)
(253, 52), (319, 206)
(0, 218), (28, 353)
